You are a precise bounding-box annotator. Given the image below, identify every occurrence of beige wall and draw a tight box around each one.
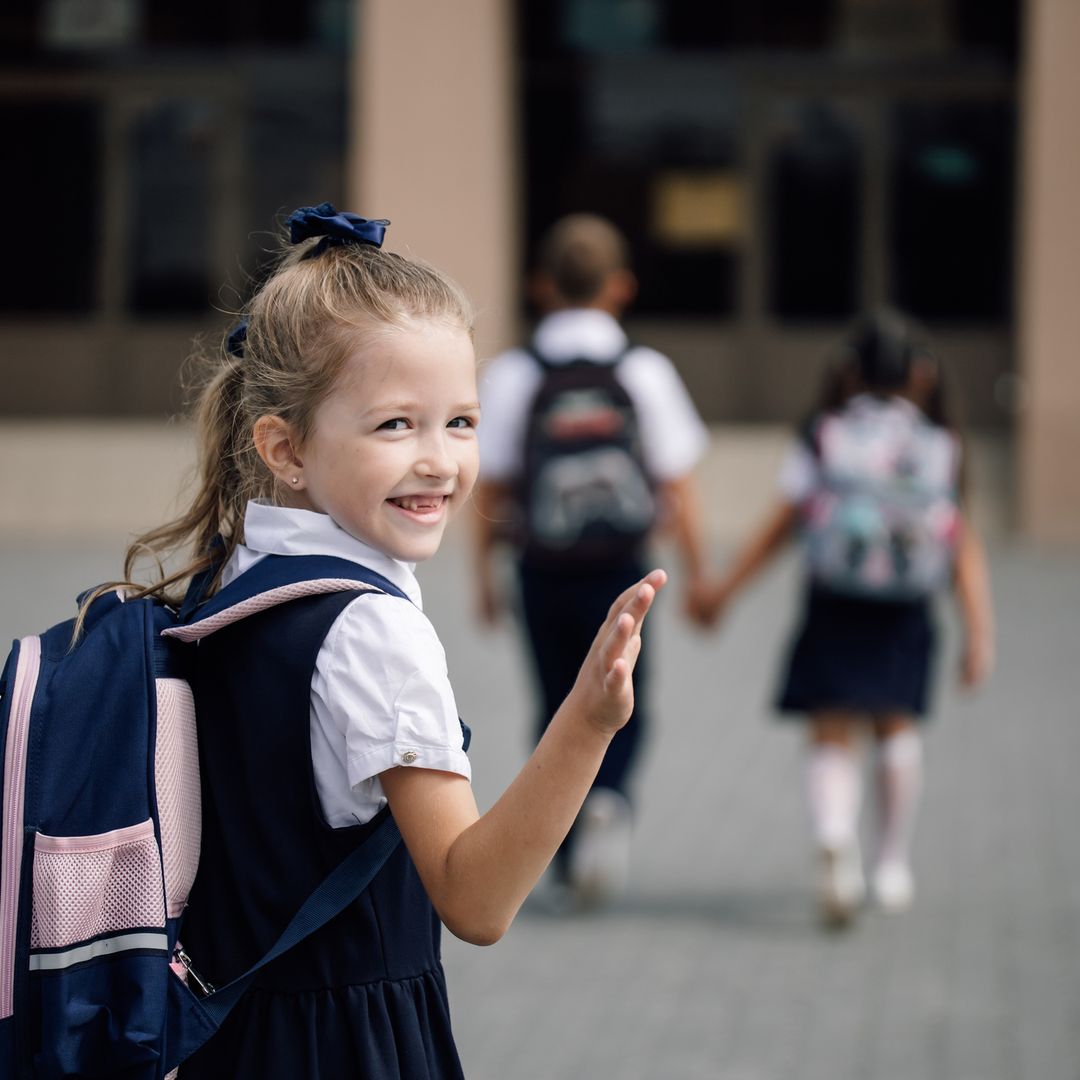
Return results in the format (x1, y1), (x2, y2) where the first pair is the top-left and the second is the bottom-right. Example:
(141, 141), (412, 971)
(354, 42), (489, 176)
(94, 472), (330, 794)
(1017, 0), (1080, 544)
(349, 0), (520, 362)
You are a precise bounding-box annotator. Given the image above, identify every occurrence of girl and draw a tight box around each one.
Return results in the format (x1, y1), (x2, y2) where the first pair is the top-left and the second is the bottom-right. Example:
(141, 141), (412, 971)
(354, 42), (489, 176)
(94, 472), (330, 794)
(104, 204), (664, 1077)
(706, 308), (993, 926)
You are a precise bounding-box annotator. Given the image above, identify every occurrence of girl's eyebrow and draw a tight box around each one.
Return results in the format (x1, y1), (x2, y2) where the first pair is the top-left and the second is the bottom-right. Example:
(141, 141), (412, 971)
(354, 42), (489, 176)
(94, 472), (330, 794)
(364, 401), (419, 416)
(364, 400), (481, 416)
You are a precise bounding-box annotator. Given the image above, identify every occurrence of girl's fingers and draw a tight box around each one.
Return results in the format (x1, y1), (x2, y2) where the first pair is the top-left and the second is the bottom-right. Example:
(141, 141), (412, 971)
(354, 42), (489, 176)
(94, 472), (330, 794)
(604, 656), (630, 695)
(600, 613), (644, 676)
(604, 569), (667, 626)
(621, 579), (661, 642)
(587, 569), (666, 681)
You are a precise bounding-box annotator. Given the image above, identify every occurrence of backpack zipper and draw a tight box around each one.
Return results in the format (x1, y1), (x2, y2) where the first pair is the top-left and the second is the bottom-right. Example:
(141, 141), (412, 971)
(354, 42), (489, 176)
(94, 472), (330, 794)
(1, 635), (40, 1019)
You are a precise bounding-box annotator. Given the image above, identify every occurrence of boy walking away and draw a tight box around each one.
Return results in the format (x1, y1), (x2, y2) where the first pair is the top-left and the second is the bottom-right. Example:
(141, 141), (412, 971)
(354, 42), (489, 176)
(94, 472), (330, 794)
(473, 213), (712, 908)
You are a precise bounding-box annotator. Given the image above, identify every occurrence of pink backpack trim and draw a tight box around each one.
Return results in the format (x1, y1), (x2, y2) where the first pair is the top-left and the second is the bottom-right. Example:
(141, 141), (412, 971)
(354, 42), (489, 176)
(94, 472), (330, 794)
(163, 579), (381, 643)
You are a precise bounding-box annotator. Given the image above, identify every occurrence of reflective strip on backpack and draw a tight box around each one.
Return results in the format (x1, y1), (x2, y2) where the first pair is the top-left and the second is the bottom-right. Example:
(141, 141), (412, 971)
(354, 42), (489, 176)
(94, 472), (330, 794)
(1, 636), (41, 1018)
(29, 931), (170, 973)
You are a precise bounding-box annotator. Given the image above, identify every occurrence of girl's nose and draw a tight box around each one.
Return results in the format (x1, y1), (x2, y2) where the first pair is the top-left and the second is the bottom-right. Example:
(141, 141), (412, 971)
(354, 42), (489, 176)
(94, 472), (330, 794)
(416, 432), (458, 479)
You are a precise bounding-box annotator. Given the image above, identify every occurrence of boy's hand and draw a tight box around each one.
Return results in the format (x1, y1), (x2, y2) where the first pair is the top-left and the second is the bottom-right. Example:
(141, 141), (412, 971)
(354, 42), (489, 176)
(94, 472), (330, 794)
(683, 573), (720, 628)
(692, 577), (735, 628)
(567, 569), (667, 735)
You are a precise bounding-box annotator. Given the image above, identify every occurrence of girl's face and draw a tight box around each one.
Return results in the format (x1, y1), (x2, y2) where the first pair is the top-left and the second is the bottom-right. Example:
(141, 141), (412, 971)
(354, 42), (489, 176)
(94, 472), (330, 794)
(293, 317), (479, 562)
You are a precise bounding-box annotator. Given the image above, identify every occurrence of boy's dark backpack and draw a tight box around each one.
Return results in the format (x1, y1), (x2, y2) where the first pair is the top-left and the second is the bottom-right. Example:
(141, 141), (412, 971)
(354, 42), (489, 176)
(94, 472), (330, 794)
(0, 556), (405, 1079)
(517, 346), (654, 567)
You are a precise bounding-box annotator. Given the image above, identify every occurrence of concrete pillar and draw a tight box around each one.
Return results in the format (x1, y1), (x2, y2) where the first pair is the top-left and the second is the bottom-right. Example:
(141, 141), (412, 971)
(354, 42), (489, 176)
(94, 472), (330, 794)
(347, 0), (520, 360)
(1017, 0), (1080, 544)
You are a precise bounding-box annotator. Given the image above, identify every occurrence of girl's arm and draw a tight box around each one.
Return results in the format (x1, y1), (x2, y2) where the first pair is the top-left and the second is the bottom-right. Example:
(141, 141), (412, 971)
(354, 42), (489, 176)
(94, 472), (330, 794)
(379, 569), (666, 946)
(953, 516), (994, 687)
(708, 499), (801, 619)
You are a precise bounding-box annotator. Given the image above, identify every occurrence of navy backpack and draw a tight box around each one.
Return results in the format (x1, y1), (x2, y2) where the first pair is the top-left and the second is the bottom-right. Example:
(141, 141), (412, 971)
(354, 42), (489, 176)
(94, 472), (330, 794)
(0, 555), (406, 1079)
(517, 345), (655, 568)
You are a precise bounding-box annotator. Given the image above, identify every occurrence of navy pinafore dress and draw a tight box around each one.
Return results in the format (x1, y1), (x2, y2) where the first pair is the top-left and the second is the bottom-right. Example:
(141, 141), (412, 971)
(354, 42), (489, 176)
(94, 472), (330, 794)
(178, 585), (466, 1079)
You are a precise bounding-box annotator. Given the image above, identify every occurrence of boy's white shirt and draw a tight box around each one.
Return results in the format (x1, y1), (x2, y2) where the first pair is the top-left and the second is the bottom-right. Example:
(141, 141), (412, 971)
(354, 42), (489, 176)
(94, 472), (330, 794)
(477, 308), (709, 483)
(223, 502), (470, 828)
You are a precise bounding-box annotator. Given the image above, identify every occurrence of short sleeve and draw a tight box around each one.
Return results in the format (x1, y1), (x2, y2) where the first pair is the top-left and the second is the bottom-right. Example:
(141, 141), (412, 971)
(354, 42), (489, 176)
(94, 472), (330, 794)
(315, 594), (471, 793)
(477, 350), (544, 481)
(777, 439), (819, 504)
(616, 347), (709, 481)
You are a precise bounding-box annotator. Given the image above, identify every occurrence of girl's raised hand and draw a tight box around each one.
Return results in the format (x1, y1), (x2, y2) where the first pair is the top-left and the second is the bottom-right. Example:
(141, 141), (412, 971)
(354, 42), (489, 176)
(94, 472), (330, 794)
(566, 569), (667, 735)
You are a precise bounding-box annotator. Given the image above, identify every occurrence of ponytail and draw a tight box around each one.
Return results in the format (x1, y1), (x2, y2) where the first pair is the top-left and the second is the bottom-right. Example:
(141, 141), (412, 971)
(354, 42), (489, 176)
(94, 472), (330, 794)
(122, 352), (252, 604)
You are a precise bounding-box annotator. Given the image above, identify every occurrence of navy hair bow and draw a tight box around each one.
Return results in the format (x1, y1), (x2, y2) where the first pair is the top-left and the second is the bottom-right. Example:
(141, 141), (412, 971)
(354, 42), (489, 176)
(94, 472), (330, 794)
(287, 202), (390, 256)
(226, 320), (248, 358)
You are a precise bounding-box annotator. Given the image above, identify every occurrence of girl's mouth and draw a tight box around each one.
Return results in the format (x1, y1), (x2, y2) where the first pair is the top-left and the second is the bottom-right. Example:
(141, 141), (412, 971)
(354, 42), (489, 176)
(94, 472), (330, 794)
(388, 494), (448, 521)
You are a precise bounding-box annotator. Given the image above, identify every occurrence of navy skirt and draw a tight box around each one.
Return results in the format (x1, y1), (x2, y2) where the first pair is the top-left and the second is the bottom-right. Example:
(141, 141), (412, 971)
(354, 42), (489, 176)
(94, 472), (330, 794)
(776, 584), (937, 718)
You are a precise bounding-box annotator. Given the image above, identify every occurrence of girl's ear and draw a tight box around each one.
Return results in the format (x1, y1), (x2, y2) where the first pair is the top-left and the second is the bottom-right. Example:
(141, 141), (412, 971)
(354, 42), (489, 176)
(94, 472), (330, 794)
(253, 415), (305, 490)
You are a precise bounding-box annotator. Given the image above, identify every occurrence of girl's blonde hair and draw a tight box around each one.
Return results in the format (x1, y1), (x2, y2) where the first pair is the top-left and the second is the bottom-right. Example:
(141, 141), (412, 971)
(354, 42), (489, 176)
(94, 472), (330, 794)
(90, 231), (474, 619)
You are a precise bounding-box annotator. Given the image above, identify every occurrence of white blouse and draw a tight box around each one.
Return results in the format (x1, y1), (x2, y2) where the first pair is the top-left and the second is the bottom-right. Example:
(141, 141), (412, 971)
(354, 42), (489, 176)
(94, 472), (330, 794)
(223, 502), (470, 827)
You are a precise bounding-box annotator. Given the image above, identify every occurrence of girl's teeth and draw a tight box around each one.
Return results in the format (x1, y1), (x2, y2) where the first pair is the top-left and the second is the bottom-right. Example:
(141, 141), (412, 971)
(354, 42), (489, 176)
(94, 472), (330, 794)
(395, 496), (442, 511)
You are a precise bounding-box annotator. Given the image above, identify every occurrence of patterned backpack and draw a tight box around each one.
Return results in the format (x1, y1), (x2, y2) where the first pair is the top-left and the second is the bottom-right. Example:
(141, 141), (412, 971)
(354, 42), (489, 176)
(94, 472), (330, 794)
(801, 398), (962, 600)
(517, 346), (655, 567)
(0, 556), (403, 1079)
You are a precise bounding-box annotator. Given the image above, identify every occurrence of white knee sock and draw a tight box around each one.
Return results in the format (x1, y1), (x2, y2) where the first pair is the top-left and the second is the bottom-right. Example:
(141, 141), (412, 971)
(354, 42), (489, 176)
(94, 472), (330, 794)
(875, 729), (923, 867)
(805, 744), (862, 851)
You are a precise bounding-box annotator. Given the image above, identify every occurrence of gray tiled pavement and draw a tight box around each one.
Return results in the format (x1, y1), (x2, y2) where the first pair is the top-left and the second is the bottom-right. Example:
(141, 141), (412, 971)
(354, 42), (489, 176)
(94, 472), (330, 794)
(428, 536), (1080, 1080)
(1, 430), (1077, 1080)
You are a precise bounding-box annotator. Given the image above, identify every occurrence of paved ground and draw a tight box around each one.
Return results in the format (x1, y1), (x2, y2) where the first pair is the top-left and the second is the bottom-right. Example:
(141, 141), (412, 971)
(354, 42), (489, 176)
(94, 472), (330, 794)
(1, 426), (1076, 1080)
(431, 535), (1080, 1080)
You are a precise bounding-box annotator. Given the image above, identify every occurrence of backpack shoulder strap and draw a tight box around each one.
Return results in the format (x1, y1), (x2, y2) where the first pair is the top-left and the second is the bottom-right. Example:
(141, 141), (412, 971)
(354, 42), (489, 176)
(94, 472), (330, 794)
(525, 340), (633, 372)
(525, 342), (556, 372)
(167, 809), (402, 1068)
(201, 811), (400, 1019)
(165, 553), (412, 1067)
(796, 412), (824, 458)
(165, 555), (409, 643)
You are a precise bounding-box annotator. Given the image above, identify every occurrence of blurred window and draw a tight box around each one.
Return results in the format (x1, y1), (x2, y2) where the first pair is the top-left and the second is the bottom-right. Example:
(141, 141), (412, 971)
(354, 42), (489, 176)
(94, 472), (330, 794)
(0, 100), (101, 313)
(889, 100), (1014, 321)
(520, 44), (744, 317)
(555, 0), (833, 53)
(767, 102), (861, 321)
(127, 100), (215, 314)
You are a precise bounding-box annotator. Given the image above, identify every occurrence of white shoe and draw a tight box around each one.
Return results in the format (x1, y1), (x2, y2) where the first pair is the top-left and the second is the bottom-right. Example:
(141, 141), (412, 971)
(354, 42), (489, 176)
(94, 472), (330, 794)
(872, 860), (915, 913)
(568, 789), (633, 909)
(818, 842), (866, 927)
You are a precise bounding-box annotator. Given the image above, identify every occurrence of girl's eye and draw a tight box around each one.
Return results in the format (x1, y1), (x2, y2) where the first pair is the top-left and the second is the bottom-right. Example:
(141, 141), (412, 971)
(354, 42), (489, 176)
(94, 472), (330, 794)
(378, 418), (410, 431)
(447, 416), (475, 430)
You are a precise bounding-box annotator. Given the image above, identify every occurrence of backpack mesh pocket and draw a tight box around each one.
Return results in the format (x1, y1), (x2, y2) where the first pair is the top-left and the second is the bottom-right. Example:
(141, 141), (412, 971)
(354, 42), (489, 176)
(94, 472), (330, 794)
(155, 677), (201, 919)
(31, 820), (165, 950)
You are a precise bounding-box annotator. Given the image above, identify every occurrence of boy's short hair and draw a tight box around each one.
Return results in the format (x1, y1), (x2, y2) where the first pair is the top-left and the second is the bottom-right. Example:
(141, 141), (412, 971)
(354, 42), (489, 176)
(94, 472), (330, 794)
(537, 213), (630, 304)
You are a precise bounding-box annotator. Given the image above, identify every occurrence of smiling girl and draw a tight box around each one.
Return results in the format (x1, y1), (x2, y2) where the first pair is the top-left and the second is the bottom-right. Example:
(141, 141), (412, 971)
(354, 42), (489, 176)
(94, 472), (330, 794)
(106, 204), (664, 1079)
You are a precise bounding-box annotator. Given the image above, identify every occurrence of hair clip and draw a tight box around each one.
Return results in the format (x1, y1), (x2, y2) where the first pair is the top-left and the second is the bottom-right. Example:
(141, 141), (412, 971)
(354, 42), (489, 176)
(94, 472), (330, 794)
(226, 320), (248, 358)
(286, 202), (390, 256)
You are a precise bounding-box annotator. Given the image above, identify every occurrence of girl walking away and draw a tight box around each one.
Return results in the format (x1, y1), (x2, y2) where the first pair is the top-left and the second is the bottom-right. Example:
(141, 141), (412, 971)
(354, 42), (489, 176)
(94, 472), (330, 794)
(706, 308), (993, 927)
(105, 204), (664, 1077)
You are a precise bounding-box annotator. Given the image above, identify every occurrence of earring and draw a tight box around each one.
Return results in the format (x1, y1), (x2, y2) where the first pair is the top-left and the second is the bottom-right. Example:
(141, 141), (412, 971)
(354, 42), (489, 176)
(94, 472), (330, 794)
(290, 476), (299, 485)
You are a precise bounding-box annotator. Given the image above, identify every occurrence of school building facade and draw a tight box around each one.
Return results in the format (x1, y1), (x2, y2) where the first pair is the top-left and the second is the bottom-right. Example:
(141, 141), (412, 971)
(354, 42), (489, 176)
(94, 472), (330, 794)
(1, 0), (1077, 543)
